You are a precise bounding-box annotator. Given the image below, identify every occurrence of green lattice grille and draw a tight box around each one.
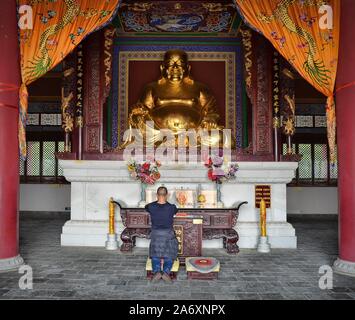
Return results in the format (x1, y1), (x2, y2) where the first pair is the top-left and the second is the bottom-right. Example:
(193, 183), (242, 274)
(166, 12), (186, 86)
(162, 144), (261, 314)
(298, 144), (312, 180)
(283, 142), (337, 185)
(27, 141), (40, 176)
(330, 147), (338, 179)
(42, 141), (56, 176)
(314, 144), (328, 181)
(283, 143), (287, 155)
(19, 158), (25, 175)
(58, 141), (65, 176)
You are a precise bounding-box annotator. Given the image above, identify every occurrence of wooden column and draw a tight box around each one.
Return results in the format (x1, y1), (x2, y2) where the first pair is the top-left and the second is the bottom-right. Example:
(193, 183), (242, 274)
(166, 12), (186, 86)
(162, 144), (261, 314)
(83, 31), (104, 154)
(252, 35), (274, 159)
(333, 0), (355, 277)
(0, 0), (24, 271)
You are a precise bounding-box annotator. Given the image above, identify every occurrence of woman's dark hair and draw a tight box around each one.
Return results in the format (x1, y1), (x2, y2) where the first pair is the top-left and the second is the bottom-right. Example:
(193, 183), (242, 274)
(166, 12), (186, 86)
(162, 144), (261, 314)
(157, 186), (168, 196)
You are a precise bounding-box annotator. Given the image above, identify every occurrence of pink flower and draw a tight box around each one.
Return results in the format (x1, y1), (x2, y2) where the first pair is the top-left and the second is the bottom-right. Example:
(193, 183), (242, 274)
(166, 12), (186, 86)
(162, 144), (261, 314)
(212, 167), (225, 177)
(143, 175), (155, 185)
(212, 156), (223, 167)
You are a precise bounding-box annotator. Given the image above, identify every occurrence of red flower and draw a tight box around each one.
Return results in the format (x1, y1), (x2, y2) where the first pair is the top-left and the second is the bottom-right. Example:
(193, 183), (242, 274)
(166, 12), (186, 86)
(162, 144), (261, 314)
(207, 169), (214, 181)
(142, 162), (150, 171)
(205, 157), (213, 168)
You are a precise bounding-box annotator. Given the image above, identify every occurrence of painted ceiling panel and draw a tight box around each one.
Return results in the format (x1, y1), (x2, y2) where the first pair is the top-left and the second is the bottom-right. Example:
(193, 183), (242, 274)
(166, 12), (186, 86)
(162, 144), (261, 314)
(117, 1), (239, 33)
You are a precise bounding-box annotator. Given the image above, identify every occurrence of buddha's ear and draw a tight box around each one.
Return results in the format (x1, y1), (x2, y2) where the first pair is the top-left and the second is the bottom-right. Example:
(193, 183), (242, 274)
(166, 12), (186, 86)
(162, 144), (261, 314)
(187, 64), (191, 76)
(160, 64), (165, 77)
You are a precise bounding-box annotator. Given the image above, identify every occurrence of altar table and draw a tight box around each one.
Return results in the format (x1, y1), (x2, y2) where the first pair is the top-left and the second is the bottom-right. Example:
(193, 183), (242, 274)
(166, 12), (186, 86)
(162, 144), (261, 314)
(117, 201), (248, 256)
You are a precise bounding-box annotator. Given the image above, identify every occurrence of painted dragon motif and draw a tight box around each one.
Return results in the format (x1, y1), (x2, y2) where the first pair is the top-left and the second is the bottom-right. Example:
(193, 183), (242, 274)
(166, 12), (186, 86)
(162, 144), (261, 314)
(26, 0), (80, 81)
(26, 0), (113, 81)
(258, 0), (331, 87)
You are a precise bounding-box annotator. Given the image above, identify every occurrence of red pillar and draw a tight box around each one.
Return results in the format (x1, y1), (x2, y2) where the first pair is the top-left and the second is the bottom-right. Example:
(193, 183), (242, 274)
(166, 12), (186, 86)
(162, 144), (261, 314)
(333, 0), (355, 276)
(0, 0), (24, 271)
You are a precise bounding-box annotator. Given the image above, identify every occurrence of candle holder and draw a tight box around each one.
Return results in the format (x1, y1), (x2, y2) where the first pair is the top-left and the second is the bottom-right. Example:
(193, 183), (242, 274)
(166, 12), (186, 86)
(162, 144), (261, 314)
(105, 197), (119, 250)
(257, 198), (271, 253)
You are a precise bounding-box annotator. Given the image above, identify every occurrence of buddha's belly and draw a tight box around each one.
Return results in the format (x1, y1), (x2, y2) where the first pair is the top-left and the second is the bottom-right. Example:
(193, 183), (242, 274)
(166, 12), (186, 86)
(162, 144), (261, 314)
(150, 104), (203, 131)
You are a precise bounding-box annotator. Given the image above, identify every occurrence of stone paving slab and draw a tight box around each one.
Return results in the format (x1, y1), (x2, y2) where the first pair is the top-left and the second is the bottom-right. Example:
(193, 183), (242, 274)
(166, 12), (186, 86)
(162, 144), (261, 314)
(0, 214), (354, 300)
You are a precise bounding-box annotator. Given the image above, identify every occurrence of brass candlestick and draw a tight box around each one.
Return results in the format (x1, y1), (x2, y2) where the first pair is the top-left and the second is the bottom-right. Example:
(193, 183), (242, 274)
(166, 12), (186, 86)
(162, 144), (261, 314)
(105, 197), (118, 250)
(260, 198), (267, 237)
(257, 198), (271, 253)
(109, 197), (115, 235)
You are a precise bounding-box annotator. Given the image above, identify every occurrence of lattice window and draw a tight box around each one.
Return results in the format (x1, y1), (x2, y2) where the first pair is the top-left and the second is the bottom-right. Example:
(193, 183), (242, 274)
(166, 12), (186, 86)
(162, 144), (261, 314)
(26, 113), (62, 126)
(19, 158), (25, 176)
(27, 113), (40, 126)
(40, 113), (61, 126)
(57, 141), (65, 176)
(298, 144), (312, 181)
(314, 144), (328, 182)
(296, 116), (313, 127)
(27, 141), (40, 176)
(42, 141), (56, 176)
(314, 115), (327, 127)
(283, 142), (337, 186)
(21, 139), (66, 183)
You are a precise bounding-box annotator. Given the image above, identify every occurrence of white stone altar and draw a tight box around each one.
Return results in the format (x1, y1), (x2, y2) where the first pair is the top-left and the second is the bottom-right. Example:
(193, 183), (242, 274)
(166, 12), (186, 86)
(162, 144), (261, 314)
(59, 160), (298, 249)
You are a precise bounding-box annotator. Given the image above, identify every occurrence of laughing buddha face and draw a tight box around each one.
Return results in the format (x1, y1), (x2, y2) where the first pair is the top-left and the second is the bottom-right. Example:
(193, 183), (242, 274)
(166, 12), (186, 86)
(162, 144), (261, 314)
(161, 49), (191, 82)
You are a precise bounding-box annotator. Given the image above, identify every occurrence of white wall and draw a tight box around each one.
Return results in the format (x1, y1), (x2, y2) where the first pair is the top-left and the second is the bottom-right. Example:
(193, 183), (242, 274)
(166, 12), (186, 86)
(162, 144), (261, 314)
(20, 184), (71, 212)
(19, 184), (338, 215)
(287, 186), (338, 215)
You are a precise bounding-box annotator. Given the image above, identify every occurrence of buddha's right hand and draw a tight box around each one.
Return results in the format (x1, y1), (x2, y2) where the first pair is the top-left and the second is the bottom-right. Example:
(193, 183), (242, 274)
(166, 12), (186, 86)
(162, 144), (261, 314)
(129, 104), (151, 126)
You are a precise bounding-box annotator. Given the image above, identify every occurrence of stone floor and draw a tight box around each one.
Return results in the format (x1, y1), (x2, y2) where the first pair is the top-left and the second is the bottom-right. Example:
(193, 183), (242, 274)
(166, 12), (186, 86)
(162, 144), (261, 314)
(0, 213), (355, 300)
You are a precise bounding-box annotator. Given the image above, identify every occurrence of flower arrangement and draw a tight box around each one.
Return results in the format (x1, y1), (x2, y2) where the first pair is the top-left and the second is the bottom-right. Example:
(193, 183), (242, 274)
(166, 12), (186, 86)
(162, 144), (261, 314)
(127, 159), (161, 185)
(204, 155), (239, 184)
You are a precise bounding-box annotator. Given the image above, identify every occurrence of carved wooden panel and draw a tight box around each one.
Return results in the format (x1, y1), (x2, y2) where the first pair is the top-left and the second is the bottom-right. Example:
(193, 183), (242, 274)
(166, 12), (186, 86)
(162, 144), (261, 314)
(174, 219), (202, 258)
(211, 214), (231, 228)
(202, 215), (211, 226)
(86, 126), (101, 152)
(173, 225), (184, 255)
(83, 31), (103, 153)
(253, 35), (273, 156)
(127, 213), (149, 228)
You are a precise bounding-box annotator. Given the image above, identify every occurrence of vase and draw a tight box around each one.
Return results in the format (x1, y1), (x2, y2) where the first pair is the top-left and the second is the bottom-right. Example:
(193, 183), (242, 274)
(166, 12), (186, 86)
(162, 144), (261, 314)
(216, 183), (224, 208)
(138, 183), (147, 207)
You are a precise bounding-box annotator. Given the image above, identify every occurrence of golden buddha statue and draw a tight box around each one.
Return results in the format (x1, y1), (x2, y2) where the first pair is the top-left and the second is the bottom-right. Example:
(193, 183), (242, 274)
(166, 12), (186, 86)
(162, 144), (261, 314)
(120, 49), (234, 149)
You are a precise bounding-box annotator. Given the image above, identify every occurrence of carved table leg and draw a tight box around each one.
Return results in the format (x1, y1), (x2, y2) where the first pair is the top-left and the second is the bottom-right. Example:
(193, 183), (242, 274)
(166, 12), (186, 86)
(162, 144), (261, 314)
(225, 237), (239, 254)
(120, 229), (133, 252)
(120, 241), (133, 252)
(120, 239), (133, 252)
